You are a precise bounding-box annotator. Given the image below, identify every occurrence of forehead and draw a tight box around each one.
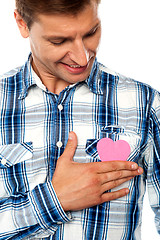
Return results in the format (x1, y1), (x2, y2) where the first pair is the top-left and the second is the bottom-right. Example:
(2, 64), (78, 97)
(32, 2), (99, 36)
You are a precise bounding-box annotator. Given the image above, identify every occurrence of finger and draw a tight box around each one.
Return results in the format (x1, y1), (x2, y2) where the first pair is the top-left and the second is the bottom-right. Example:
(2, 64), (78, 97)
(101, 188), (130, 203)
(101, 176), (133, 194)
(99, 167), (143, 184)
(94, 161), (140, 173)
(60, 131), (78, 161)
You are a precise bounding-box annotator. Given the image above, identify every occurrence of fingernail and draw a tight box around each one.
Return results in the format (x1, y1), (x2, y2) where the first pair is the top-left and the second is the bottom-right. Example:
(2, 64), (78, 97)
(68, 132), (73, 140)
(126, 189), (130, 194)
(131, 163), (137, 170)
(138, 168), (143, 174)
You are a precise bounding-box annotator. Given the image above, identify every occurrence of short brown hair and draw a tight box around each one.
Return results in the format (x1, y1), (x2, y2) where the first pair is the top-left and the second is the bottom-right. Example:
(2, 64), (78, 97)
(15, 0), (101, 29)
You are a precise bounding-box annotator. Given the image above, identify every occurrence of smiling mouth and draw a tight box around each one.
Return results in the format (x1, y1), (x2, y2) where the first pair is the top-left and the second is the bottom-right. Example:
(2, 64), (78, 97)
(61, 53), (95, 69)
(64, 63), (88, 69)
(60, 62), (88, 74)
(67, 64), (82, 68)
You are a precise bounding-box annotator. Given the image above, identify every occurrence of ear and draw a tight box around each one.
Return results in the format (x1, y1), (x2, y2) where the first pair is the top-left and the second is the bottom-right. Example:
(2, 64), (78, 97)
(14, 10), (29, 38)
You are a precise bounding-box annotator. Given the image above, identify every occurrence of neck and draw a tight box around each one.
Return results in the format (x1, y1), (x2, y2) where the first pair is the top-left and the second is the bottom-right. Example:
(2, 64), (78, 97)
(31, 61), (70, 95)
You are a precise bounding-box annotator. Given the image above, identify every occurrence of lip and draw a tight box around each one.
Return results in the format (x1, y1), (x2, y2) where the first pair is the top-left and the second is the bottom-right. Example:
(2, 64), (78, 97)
(60, 62), (88, 74)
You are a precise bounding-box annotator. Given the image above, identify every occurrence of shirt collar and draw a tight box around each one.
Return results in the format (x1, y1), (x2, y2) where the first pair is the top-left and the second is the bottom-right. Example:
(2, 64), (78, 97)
(19, 54), (103, 99)
(19, 53), (36, 99)
(85, 58), (103, 95)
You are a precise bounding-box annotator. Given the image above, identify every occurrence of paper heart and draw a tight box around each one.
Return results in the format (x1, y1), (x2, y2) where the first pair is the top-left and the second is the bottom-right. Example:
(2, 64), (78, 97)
(97, 138), (131, 162)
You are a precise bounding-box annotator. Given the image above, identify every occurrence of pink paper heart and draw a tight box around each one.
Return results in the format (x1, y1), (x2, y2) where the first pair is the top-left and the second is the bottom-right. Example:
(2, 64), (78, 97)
(97, 138), (131, 162)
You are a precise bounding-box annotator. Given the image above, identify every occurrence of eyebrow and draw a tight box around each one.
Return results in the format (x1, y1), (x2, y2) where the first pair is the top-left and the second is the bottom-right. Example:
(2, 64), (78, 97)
(43, 22), (101, 42)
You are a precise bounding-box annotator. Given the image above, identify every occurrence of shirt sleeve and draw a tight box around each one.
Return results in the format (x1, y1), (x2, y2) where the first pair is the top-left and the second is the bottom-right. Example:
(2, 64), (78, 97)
(0, 180), (72, 239)
(29, 181), (72, 228)
(145, 90), (160, 235)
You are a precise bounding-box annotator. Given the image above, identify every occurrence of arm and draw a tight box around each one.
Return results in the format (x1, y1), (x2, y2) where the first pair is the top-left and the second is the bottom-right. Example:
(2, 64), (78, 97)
(145, 91), (160, 235)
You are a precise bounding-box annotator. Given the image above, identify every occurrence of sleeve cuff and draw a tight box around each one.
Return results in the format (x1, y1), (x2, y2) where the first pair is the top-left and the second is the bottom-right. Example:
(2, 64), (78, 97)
(29, 181), (72, 229)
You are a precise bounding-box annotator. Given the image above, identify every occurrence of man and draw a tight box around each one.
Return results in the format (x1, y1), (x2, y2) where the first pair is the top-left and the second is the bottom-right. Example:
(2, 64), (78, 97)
(0, 0), (159, 239)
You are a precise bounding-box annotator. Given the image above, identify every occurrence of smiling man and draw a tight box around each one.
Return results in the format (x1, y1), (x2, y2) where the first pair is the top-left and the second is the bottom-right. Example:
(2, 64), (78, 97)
(0, 0), (160, 239)
(16, 0), (101, 94)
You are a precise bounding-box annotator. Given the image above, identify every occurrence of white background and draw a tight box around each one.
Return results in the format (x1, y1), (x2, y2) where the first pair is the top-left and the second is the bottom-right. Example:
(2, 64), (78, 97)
(0, 0), (160, 239)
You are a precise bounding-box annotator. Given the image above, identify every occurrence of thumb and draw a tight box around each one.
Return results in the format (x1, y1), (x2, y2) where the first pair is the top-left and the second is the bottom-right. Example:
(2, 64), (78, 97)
(61, 131), (78, 161)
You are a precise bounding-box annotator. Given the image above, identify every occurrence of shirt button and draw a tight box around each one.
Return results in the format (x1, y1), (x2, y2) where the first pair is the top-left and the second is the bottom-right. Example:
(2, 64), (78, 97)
(1, 158), (7, 165)
(56, 141), (63, 148)
(58, 104), (63, 111)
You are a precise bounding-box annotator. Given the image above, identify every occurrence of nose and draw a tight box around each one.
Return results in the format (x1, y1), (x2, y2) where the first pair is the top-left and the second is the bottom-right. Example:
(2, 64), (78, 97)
(69, 39), (90, 66)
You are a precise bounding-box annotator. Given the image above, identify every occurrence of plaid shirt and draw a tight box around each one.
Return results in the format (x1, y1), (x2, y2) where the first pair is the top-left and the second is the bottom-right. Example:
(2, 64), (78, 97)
(0, 54), (160, 239)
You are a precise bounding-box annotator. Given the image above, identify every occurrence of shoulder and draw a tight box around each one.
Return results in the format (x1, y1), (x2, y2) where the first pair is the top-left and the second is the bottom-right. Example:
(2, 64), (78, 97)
(98, 62), (159, 101)
(0, 54), (32, 93)
(99, 63), (154, 90)
(0, 67), (22, 80)
(0, 65), (26, 95)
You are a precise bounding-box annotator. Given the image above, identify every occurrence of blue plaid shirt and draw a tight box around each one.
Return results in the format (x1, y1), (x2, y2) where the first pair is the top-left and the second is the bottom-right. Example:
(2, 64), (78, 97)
(0, 54), (160, 239)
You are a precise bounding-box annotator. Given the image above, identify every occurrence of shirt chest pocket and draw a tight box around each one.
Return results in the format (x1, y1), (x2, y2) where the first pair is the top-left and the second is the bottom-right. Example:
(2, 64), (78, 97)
(85, 126), (141, 163)
(0, 142), (33, 198)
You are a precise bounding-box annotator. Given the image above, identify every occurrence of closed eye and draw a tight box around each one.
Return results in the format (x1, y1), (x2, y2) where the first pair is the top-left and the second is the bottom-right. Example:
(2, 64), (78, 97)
(51, 39), (66, 45)
(84, 24), (100, 38)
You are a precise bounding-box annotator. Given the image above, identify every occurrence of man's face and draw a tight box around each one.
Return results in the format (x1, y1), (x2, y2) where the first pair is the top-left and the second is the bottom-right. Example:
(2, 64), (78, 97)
(18, 2), (101, 87)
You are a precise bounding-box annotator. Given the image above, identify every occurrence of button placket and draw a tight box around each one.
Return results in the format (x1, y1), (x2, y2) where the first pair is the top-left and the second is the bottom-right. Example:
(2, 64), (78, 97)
(56, 102), (63, 149)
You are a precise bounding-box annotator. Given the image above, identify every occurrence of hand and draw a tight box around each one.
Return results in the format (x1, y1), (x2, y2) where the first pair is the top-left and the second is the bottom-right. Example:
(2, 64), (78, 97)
(52, 132), (143, 212)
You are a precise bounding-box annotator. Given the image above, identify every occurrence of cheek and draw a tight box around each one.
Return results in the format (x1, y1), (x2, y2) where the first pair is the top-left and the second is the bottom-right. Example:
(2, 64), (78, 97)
(44, 46), (68, 62)
(94, 33), (101, 50)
